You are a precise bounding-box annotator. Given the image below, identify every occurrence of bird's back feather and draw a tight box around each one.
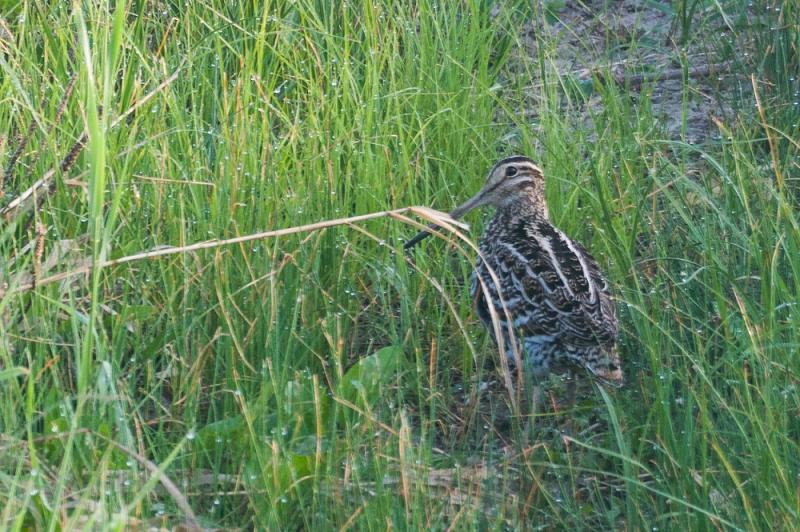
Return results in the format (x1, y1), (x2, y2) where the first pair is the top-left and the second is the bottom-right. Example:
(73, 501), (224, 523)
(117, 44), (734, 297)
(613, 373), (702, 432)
(469, 207), (619, 380)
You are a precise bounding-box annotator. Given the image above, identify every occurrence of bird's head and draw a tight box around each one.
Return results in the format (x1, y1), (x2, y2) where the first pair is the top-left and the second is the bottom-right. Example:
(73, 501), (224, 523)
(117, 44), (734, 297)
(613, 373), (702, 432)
(404, 156), (546, 250)
(449, 156), (545, 218)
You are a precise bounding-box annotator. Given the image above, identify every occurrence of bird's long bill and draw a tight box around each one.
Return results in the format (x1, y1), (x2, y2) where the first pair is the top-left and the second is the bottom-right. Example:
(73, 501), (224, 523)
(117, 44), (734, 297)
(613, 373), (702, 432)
(403, 187), (488, 250)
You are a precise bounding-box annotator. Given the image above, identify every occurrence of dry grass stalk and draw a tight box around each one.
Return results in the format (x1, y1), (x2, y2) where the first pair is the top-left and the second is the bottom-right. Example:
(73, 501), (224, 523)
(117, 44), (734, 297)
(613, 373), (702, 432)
(1, 206), (468, 298)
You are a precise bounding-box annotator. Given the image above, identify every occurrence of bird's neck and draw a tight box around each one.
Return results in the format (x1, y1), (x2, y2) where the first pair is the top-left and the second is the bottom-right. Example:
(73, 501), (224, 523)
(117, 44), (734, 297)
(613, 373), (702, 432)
(495, 191), (549, 221)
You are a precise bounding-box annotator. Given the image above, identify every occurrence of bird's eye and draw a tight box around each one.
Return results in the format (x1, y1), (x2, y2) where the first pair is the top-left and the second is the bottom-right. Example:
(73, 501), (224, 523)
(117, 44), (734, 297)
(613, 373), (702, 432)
(505, 166), (518, 177)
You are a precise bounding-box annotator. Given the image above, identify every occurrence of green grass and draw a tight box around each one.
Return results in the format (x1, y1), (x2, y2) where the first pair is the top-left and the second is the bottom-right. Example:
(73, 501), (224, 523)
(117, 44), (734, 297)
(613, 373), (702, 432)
(1, 0), (799, 529)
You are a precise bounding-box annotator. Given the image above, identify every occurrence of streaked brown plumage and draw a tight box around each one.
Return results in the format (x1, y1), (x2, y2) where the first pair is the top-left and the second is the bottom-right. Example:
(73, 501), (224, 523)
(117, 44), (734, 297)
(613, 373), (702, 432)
(405, 156), (622, 385)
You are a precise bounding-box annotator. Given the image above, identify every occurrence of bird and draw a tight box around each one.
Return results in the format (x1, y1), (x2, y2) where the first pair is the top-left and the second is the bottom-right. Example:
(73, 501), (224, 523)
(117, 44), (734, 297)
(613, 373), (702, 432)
(405, 156), (622, 390)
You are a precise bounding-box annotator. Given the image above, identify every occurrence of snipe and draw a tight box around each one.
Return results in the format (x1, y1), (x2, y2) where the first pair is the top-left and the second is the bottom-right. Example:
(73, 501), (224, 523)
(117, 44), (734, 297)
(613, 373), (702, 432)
(405, 156), (622, 388)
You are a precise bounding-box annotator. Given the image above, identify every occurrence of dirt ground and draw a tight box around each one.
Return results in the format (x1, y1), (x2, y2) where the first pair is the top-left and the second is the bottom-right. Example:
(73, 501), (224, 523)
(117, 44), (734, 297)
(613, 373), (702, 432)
(516, 0), (743, 144)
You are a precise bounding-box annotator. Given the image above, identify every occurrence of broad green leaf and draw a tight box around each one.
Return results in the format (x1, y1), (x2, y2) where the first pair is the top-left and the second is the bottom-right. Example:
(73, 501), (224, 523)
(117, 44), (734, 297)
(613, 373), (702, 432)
(336, 345), (404, 406)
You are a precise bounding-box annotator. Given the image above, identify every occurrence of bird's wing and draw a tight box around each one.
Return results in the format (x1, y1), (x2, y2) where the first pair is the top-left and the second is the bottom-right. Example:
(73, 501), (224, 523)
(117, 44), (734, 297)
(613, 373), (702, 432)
(473, 218), (617, 346)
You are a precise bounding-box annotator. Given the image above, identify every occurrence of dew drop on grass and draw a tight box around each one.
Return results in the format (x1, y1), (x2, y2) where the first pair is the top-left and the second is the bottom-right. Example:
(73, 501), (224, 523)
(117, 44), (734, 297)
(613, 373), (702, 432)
(186, 429), (197, 441)
(29, 489), (39, 497)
